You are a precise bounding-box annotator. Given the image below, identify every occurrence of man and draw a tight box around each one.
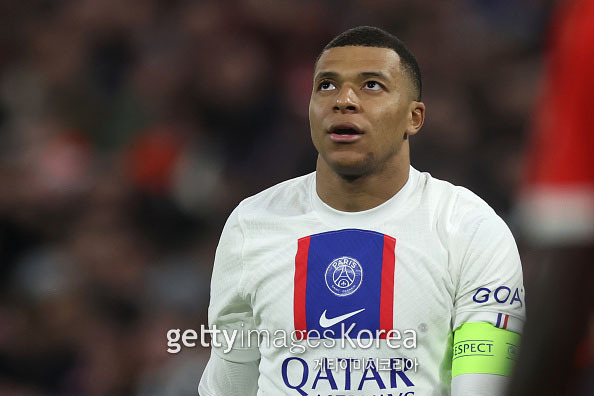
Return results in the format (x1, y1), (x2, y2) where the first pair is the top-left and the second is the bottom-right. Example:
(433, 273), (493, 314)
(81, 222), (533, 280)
(199, 26), (525, 396)
(509, 0), (594, 394)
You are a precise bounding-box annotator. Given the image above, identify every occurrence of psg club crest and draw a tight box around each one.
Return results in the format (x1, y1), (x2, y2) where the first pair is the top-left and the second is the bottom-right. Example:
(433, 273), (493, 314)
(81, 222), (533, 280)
(294, 228), (396, 338)
(325, 256), (363, 297)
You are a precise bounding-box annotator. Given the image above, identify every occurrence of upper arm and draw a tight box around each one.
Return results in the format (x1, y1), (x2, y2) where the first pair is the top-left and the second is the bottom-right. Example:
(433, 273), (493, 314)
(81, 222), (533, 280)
(199, 350), (259, 396)
(452, 208), (525, 333)
(449, 201), (525, 387)
(209, 206), (260, 363)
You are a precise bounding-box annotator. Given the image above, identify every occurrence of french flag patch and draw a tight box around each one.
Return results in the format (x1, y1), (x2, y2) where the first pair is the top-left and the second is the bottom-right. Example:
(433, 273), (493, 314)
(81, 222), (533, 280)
(293, 229), (396, 339)
(496, 313), (510, 329)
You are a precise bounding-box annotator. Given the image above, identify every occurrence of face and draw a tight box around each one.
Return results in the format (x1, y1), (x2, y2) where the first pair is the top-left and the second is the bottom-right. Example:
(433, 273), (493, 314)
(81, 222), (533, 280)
(309, 46), (424, 177)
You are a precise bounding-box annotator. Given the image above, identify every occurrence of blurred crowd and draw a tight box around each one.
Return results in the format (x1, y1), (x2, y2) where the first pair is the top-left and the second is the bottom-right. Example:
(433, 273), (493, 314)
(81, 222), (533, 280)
(0, 0), (551, 394)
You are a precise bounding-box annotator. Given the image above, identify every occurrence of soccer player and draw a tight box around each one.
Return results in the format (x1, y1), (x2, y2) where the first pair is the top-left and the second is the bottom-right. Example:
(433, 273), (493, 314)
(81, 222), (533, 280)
(199, 26), (525, 396)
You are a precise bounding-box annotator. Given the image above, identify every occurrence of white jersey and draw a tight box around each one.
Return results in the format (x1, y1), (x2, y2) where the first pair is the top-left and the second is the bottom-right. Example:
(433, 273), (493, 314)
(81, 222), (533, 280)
(208, 166), (525, 396)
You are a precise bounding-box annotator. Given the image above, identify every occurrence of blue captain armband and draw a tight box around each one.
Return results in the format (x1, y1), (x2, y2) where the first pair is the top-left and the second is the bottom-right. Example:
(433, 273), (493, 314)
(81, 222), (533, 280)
(452, 322), (521, 377)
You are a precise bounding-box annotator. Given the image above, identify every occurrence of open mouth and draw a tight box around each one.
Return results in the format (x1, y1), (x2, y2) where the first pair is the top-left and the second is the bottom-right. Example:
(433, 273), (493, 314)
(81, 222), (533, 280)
(327, 124), (363, 142)
(328, 123), (363, 135)
(331, 128), (360, 135)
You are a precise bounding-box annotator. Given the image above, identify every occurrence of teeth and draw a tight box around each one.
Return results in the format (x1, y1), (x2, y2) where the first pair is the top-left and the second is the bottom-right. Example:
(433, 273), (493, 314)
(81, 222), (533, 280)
(334, 128), (357, 135)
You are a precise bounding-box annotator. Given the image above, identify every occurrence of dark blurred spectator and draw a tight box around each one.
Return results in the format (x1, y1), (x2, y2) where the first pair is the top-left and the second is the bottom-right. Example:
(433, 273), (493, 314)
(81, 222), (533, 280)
(509, 0), (594, 395)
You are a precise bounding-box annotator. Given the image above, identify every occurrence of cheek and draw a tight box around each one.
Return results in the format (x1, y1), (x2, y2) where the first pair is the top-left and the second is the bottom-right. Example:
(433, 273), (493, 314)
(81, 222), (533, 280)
(373, 104), (408, 138)
(309, 99), (324, 126)
(308, 100), (324, 149)
(309, 100), (328, 140)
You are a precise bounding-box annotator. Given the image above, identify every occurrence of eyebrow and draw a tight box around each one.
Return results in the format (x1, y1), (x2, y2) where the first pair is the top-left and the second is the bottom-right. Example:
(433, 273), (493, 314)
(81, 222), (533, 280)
(360, 71), (389, 80)
(314, 71), (339, 81)
(314, 71), (390, 81)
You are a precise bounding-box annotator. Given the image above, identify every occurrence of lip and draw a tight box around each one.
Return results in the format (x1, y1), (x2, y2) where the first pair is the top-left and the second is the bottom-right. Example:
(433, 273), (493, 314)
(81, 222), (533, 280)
(327, 122), (364, 143)
(329, 133), (362, 143)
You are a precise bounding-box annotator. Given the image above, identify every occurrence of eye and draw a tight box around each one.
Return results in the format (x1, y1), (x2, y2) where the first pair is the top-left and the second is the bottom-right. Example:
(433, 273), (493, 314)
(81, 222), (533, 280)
(364, 81), (382, 91)
(319, 81), (336, 91)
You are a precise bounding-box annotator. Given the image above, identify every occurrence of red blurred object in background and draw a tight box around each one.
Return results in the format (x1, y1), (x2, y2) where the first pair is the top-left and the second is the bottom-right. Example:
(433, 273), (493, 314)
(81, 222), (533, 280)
(123, 126), (185, 194)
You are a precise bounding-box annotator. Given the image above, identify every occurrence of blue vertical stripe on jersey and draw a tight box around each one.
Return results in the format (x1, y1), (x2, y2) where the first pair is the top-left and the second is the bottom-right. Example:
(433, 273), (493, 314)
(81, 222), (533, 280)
(294, 228), (395, 339)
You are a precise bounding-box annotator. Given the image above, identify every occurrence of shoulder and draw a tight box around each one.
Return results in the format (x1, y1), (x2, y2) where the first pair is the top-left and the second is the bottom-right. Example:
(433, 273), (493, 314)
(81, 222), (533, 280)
(217, 173), (314, 248)
(235, 172), (315, 219)
(415, 169), (511, 239)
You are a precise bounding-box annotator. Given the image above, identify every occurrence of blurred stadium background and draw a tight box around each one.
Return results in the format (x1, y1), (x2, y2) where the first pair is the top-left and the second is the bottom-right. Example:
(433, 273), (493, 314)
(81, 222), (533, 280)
(0, 0), (576, 394)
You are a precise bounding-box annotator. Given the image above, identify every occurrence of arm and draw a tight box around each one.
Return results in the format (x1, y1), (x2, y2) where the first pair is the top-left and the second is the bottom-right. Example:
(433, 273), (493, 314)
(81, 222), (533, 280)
(451, 322), (519, 395)
(452, 373), (510, 396)
(199, 350), (259, 396)
(506, 244), (593, 396)
(451, 202), (526, 395)
(201, 206), (261, 394)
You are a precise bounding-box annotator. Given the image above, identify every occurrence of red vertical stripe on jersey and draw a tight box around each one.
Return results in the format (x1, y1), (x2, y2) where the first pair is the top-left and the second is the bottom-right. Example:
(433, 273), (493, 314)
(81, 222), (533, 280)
(294, 236), (310, 338)
(503, 314), (509, 330)
(379, 235), (396, 338)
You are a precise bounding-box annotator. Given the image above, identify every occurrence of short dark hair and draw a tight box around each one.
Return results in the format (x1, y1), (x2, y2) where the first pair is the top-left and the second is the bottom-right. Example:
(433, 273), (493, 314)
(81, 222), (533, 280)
(316, 26), (422, 101)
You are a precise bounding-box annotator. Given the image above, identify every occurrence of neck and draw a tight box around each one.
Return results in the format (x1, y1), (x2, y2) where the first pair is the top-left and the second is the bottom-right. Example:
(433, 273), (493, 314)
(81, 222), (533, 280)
(315, 150), (410, 212)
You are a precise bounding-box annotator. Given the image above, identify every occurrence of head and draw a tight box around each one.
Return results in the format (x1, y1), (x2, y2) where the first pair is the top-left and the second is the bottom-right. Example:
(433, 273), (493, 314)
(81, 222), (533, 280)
(309, 26), (425, 178)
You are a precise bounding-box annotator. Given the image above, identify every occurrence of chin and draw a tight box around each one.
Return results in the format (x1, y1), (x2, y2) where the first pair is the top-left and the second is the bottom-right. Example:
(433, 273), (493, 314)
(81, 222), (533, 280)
(326, 152), (375, 178)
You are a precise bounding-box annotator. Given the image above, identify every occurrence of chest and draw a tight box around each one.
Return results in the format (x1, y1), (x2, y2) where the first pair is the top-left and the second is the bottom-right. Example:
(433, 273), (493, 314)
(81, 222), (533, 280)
(241, 218), (455, 336)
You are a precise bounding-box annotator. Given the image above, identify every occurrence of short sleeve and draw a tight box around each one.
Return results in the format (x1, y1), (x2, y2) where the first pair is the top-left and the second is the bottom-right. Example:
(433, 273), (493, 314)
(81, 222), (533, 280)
(208, 206), (261, 362)
(452, 208), (525, 333)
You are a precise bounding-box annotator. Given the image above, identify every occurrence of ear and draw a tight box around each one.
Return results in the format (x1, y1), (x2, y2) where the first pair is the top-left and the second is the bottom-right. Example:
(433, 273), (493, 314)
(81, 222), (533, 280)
(406, 101), (425, 137)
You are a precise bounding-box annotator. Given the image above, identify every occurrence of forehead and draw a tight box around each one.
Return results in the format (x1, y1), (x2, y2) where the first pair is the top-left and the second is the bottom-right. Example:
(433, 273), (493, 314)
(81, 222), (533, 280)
(315, 46), (403, 80)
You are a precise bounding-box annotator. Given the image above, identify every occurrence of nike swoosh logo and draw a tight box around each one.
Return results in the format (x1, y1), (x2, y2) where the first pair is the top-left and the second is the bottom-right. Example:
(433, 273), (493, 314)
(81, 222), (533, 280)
(319, 308), (366, 328)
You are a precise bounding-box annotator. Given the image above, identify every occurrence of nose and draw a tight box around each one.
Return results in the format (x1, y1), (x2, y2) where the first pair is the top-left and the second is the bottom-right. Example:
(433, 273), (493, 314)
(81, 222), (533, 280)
(333, 86), (360, 113)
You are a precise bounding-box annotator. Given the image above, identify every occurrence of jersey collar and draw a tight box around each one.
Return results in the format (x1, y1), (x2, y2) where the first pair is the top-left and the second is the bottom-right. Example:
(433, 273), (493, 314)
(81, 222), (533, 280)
(311, 166), (420, 227)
